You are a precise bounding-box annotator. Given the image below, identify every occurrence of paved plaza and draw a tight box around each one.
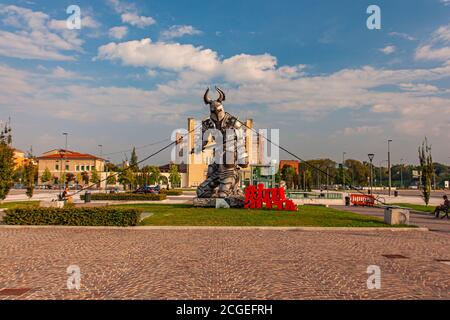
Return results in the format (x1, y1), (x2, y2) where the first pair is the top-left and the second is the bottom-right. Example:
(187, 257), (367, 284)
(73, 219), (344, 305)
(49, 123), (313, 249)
(0, 226), (449, 300)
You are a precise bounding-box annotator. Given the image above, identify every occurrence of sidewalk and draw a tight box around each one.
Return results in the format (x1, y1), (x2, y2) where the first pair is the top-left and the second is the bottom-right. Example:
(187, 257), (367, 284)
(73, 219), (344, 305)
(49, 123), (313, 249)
(332, 205), (450, 235)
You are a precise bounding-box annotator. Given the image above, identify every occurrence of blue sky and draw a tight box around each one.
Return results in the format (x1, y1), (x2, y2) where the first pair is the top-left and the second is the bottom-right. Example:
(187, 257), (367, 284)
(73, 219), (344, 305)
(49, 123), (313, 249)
(0, 0), (449, 165)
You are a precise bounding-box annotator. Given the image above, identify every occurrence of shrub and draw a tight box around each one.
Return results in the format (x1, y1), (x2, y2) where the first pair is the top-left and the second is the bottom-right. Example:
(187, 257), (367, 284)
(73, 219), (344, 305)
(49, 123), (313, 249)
(80, 193), (167, 201)
(4, 207), (141, 226)
(159, 189), (183, 196)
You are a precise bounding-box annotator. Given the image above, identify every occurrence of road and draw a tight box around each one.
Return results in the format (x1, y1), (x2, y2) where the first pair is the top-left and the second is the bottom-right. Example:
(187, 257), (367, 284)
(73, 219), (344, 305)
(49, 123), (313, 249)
(0, 226), (449, 300)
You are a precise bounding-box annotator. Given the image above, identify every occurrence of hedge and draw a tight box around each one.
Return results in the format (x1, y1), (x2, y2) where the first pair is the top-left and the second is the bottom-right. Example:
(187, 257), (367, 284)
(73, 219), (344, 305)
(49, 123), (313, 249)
(80, 193), (167, 201)
(3, 207), (142, 226)
(160, 189), (183, 196)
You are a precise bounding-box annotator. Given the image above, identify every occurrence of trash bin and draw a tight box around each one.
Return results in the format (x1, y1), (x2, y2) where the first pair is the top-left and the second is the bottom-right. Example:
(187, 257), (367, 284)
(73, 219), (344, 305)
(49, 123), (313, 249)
(345, 196), (351, 206)
(394, 190), (398, 197)
(84, 191), (91, 203)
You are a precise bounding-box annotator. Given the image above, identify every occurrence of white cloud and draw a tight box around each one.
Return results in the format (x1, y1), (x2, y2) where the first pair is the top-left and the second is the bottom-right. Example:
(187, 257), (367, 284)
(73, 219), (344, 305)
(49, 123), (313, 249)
(0, 5), (85, 60)
(108, 26), (128, 39)
(97, 38), (220, 73)
(388, 32), (416, 41)
(49, 66), (92, 80)
(399, 83), (439, 93)
(121, 12), (155, 28)
(416, 45), (450, 61)
(379, 45), (396, 55)
(415, 23), (450, 61)
(107, 0), (136, 14)
(340, 126), (383, 136)
(440, 0), (450, 6)
(160, 25), (202, 39)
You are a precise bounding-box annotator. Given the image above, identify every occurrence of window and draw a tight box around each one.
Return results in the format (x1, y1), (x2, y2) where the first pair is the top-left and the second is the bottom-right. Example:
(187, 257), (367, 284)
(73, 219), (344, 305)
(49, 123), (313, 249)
(76, 165), (79, 171)
(55, 164), (59, 170)
(65, 165), (69, 171)
(81, 165), (85, 171)
(91, 166), (95, 171)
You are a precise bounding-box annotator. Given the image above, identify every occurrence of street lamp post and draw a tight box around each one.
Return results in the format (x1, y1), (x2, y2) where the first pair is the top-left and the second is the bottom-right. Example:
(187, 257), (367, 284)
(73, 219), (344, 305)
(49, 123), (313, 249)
(379, 160), (387, 188)
(400, 158), (404, 189)
(63, 132), (68, 150)
(62, 133), (68, 189)
(342, 152), (346, 191)
(388, 139), (392, 196)
(368, 154), (374, 194)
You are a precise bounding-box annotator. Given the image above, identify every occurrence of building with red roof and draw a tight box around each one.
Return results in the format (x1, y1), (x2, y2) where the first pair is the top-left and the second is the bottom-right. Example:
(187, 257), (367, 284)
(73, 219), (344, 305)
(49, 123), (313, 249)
(37, 149), (105, 185)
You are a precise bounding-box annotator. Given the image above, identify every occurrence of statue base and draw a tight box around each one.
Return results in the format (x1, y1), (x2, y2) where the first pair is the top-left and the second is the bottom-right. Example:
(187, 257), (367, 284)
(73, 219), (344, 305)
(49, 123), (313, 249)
(193, 197), (245, 208)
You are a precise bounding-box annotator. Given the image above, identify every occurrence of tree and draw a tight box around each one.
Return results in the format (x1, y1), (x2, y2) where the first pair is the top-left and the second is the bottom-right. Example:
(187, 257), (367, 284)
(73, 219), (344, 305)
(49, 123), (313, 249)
(90, 168), (100, 186)
(345, 159), (370, 186)
(149, 166), (161, 185)
(118, 169), (135, 191)
(41, 167), (52, 185)
(130, 147), (138, 171)
(281, 165), (296, 190)
(418, 137), (433, 205)
(24, 159), (37, 199)
(106, 173), (117, 185)
(169, 164), (181, 189)
(81, 171), (90, 185)
(0, 123), (14, 202)
(66, 172), (75, 183)
(304, 170), (312, 191)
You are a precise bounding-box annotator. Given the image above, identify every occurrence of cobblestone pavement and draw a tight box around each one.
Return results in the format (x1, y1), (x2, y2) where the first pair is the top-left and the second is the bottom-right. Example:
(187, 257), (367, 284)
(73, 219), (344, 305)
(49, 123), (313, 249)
(331, 205), (450, 234)
(0, 226), (449, 300)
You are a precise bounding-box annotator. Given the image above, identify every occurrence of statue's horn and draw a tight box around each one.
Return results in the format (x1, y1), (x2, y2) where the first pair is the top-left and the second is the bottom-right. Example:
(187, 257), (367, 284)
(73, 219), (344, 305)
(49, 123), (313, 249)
(203, 88), (212, 105)
(216, 87), (225, 102)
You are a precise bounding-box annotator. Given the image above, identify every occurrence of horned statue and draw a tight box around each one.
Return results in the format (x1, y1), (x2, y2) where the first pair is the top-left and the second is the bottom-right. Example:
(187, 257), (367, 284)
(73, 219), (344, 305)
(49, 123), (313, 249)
(196, 87), (249, 199)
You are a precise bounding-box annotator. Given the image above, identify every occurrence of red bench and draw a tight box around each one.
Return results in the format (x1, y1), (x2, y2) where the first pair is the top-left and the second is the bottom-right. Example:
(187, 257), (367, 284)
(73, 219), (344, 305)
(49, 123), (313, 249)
(350, 194), (375, 206)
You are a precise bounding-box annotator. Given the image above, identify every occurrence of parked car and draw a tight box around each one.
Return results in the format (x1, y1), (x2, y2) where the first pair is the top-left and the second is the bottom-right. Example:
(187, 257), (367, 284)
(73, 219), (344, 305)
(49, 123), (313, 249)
(132, 185), (160, 194)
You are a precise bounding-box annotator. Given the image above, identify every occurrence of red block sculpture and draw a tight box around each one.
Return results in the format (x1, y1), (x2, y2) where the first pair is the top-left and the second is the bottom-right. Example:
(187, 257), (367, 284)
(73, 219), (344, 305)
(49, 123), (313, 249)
(244, 184), (297, 211)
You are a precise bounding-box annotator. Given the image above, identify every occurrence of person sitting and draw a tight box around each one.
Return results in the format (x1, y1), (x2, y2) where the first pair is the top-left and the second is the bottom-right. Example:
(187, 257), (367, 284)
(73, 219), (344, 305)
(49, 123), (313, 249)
(434, 195), (449, 219)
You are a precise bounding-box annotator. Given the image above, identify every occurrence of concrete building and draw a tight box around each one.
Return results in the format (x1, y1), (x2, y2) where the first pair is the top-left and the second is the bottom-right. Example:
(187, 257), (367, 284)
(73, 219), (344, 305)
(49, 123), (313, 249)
(37, 149), (105, 184)
(159, 163), (188, 188)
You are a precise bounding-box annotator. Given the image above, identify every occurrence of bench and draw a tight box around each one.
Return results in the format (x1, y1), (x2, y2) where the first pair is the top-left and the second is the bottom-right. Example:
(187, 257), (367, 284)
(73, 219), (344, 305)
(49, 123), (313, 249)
(350, 194), (375, 207)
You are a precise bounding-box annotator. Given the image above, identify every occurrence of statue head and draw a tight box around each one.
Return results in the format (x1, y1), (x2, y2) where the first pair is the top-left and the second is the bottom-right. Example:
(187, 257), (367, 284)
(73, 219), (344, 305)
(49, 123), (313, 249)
(204, 87), (226, 122)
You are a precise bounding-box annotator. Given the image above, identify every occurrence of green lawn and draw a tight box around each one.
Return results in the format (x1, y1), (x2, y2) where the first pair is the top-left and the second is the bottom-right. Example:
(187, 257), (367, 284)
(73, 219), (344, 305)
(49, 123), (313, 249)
(111, 203), (403, 227)
(0, 201), (40, 210)
(391, 203), (435, 213)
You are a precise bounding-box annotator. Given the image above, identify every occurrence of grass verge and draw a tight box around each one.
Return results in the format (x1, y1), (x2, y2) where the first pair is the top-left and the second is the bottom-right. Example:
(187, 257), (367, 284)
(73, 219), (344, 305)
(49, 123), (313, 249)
(0, 201), (40, 210)
(391, 203), (434, 213)
(111, 203), (408, 227)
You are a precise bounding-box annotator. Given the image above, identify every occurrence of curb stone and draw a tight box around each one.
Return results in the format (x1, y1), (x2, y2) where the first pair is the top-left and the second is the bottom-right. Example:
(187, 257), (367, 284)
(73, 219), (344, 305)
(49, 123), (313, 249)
(0, 224), (428, 232)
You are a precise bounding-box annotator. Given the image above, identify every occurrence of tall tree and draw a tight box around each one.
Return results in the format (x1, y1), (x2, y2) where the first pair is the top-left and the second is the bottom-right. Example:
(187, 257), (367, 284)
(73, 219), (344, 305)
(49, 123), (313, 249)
(106, 173), (117, 185)
(148, 166), (161, 185)
(41, 167), (52, 185)
(169, 164), (181, 189)
(90, 168), (100, 186)
(418, 137), (433, 205)
(81, 171), (90, 185)
(130, 147), (138, 171)
(118, 169), (135, 191)
(23, 158), (36, 199)
(281, 165), (296, 190)
(0, 123), (14, 202)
